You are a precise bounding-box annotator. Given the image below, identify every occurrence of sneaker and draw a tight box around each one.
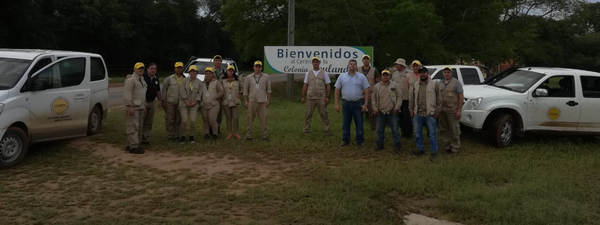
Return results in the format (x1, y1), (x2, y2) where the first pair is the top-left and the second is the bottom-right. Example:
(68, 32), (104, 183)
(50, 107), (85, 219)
(234, 133), (241, 139)
(430, 153), (437, 161)
(262, 137), (270, 142)
(129, 147), (145, 154)
(338, 142), (349, 148)
(394, 147), (402, 154)
(189, 136), (195, 144)
(226, 133), (233, 139)
(179, 136), (185, 144)
(411, 150), (425, 156)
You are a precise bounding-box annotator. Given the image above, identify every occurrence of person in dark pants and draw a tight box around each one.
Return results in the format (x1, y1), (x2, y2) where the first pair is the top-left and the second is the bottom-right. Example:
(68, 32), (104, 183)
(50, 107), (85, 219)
(391, 58), (412, 138)
(141, 63), (162, 145)
(334, 59), (370, 148)
(409, 66), (442, 161)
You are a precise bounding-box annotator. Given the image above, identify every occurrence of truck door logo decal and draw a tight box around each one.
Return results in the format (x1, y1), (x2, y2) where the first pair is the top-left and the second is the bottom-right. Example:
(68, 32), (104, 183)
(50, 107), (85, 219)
(51, 97), (70, 115)
(547, 107), (560, 120)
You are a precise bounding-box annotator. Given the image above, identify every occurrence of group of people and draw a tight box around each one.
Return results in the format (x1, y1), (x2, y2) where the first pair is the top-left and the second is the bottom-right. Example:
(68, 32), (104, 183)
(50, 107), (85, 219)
(122, 54), (464, 161)
(330, 56), (464, 161)
(123, 55), (271, 154)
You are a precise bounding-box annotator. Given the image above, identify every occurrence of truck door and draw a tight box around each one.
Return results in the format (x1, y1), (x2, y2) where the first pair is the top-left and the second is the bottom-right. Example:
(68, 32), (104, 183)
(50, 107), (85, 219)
(528, 75), (580, 131)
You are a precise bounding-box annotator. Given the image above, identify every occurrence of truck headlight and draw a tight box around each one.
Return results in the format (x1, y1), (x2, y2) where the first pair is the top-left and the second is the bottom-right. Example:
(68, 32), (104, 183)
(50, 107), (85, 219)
(466, 98), (482, 110)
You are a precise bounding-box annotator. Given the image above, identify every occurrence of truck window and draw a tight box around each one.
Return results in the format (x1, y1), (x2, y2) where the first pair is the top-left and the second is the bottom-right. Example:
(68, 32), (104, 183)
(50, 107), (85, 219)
(90, 57), (106, 81)
(460, 68), (481, 84)
(536, 76), (575, 98)
(33, 58), (86, 90)
(581, 76), (600, 98)
(28, 58), (52, 76)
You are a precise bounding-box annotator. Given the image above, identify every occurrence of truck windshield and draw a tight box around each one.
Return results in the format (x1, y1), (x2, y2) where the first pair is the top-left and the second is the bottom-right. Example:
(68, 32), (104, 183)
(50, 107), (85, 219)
(486, 70), (545, 93)
(0, 58), (32, 90)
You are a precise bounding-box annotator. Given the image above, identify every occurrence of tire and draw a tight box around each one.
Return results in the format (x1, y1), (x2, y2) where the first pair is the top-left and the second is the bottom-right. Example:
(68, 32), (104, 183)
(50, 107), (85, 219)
(0, 127), (29, 168)
(87, 106), (102, 135)
(489, 114), (514, 147)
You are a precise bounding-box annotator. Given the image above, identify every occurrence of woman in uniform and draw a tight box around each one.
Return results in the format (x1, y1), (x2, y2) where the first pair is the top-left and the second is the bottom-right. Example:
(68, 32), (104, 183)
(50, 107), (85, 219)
(201, 67), (224, 140)
(221, 65), (243, 139)
(179, 65), (202, 144)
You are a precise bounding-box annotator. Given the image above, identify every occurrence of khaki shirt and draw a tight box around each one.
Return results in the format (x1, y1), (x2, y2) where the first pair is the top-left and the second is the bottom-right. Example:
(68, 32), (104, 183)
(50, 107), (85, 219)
(162, 74), (185, 104)
(371, 81), (402, 114)
(123, 73), (147, 110)
(392, 69), (411, 100)
(243, 73), (271, 103)
(222, 79), (242, 107)
(200, 79), (224, 109)
(179, 77), (202, 108)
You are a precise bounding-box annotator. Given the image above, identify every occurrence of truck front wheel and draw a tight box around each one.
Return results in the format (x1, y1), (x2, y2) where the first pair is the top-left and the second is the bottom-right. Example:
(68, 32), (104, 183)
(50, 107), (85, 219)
(0, 127), (29, 168)
(489, 114), (514, 147)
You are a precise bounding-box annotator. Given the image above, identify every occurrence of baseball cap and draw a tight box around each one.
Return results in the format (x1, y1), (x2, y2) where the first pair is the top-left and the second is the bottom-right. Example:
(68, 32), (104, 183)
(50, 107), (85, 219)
(205, 67), (214, 73)
(443, 66), (452, 71)
(312, 57), (321, 62)
(254, 61), (263, 66)
(134, 62), (145, 69)
(381, 70), (390, 75)
(174, 62), (184, 68)
(362, 55), (371, 60)
(418, 66), (428, 73)
(226, 65), (235, 70)
(188, 65), (198, 72)
(213, 55), (222, 60)
(411, 60), (422, 66)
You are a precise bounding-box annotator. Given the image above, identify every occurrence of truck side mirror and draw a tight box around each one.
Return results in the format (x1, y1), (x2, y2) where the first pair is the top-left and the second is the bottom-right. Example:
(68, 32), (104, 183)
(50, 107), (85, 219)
(31, 79), (48, 91)
(534, 88), (548, 97)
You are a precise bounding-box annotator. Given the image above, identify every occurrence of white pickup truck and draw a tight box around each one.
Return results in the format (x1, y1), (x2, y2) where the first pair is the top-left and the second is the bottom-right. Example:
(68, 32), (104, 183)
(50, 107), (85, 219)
(460, 67), (600, 147)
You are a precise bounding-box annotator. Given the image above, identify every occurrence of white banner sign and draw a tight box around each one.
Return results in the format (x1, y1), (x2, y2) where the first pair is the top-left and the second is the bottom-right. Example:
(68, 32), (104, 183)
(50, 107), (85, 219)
(264, 46), (374, 74)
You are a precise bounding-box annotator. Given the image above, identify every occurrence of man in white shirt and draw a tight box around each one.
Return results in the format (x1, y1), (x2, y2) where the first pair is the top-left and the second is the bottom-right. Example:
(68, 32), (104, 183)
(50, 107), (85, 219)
(301, 57), (331, 135)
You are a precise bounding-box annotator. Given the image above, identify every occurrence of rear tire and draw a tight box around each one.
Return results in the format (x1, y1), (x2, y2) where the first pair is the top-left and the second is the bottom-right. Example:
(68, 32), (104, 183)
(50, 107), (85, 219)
(87, 106), (102, 135)
(489, 114), (514, 147)
(0, 127), (29, 168)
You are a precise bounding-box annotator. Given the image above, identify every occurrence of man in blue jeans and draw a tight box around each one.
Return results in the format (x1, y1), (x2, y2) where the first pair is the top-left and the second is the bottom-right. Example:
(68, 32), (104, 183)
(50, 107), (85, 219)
(334, 59), (370, 148)
(372, 70), (403, 153)
(408, 66), (442, 161)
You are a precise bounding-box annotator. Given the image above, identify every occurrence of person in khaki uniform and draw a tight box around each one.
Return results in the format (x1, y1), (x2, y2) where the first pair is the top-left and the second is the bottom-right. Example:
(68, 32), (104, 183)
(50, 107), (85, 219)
(161, 62), (185, 141)
(409, 66), (442, 161)
(244, 61), (271, 141)
(179, 65), (203, 144)
(437, 66), (464, 155)
(221, 65), (243, 139)
(212, 55), (226, 136)
(391, 58), (411, 136)
(201, 67), (224, 140)
(372, 70), (402, 153)
(301, 56), (331, 135)
(357, 55), (379, 132)
(123, 62), (148, 154)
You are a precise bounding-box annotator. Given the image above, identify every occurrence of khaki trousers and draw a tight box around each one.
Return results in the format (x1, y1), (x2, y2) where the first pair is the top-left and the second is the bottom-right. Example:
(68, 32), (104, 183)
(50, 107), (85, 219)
(202, 106), (220, 136)
(165, 102), (181, 138)
(246, 102), (268, 139)
(142, 101), (155, 142)
(223, 106), (240, 134)
(125, 109), (144, 148)
(180, 106), (199, 137)
(438, 111), (461, 152)
(303, 98), (330, 134)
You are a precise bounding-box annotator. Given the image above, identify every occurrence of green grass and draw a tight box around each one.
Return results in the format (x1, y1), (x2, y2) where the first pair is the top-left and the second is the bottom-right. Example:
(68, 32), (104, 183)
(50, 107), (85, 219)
(2, 81), (600, 224)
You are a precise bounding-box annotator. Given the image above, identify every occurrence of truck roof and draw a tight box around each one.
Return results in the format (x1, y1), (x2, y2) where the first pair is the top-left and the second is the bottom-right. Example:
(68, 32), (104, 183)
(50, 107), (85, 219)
(0, 49), (99, 60)
(523, 67), (600, 75)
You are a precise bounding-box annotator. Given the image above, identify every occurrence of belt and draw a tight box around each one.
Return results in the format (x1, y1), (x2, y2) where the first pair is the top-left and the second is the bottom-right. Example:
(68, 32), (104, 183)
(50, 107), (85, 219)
(342, 98), (364, 102)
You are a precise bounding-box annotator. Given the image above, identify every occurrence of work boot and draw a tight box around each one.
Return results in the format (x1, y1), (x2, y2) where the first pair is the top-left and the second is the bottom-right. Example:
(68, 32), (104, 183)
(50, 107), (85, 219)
(204, 134), (211, 140)
(179, 136), (185, 144)
(394, 146), (402, 154)
(338, 142), (349, 148)
(374, 146), (384, 151)
(129, 146), (144, 154)
(430, 153), (437, 161)
(189, 136), (195, 144)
